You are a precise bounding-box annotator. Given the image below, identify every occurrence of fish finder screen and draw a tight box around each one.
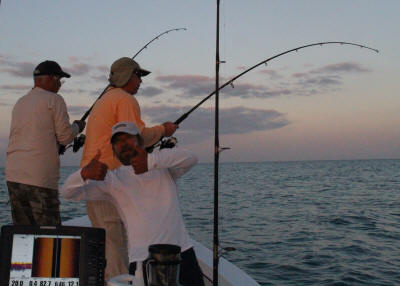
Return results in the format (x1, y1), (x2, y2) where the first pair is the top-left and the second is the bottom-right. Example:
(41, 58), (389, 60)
(9, 234), (80, 286)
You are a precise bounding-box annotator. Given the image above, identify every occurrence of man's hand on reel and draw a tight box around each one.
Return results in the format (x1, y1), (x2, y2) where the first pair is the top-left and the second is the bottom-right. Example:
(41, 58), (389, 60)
(73, 120), (86, 133)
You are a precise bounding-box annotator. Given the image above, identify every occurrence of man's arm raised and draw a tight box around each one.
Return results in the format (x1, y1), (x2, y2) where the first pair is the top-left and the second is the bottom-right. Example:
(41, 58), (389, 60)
(61, 150), (110, 202)
(147, 147), (198, 180)
(81, 150), (108, 181)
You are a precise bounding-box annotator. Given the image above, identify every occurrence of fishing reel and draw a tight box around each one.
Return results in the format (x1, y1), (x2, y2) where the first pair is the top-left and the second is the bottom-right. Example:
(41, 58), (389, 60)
(58, 134), (86, 155)
(146, 137), (177, 153)
(72, 134), (86, 152)
(160, 137), (177, 149)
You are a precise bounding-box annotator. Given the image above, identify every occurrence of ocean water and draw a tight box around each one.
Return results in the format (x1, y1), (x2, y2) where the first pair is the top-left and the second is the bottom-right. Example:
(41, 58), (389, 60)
(1, 159), (399, 286)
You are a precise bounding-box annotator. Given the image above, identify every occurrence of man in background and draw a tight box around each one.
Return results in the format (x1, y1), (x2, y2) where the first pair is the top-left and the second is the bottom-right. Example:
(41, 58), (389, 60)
(81, 57), (178, 279)
(5, 60), (86, 226)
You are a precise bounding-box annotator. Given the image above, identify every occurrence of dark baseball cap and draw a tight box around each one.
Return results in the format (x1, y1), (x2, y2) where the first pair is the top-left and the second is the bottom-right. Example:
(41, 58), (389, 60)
(33, 60), (71, 78)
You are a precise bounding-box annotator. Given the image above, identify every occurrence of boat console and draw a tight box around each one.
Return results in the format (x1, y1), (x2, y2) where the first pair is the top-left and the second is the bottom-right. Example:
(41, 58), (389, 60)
(0, 225), (105, 286)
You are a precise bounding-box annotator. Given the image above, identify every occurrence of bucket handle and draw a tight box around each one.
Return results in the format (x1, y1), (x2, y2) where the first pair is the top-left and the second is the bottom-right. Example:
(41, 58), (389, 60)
(142, 258), (155, 286)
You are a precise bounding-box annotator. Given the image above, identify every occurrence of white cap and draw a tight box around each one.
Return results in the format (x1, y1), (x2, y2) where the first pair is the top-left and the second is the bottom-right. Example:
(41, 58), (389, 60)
(110, 121), (140, 142)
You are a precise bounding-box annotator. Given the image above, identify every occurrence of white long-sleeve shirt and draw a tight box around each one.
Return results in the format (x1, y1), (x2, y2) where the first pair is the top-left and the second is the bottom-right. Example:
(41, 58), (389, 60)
(61, 147), (198, 263)
(6, 87), (79, 189)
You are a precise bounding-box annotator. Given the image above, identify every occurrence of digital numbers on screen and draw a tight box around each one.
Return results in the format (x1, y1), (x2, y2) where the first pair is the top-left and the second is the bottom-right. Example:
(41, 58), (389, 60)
(10, 281), (79, 286)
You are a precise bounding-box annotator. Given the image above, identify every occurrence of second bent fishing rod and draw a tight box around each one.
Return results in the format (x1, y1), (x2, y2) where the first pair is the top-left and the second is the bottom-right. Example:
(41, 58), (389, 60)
(59, 27), (187, 154)
(149, 41), (378, 151)
(175, 41), (378, 126)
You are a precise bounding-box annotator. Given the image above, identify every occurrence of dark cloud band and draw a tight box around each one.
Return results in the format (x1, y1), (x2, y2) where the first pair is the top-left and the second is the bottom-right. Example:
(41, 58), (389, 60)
(142, 105), (290, 144)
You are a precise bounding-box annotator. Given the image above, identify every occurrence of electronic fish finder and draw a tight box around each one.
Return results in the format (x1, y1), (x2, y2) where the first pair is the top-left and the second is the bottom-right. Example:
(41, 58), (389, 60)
(0, 225), (106, 286)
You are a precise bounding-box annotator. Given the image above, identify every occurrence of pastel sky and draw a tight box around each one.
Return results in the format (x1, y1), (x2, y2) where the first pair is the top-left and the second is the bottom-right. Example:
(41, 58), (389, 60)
(0, 1), (399, 165)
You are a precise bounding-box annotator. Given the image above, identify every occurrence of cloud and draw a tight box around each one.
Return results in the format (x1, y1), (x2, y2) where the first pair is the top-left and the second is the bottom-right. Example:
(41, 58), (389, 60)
(156, 74), (214, 96)
(61, 87), (92, 95)
(0, 57), (110, 80)
(65, 59), (110, 79)
(290, 74), (342, 96)
(91, 75), (108, 82)
(258, 69), (283, 79)
(220, 107), (290, 134)
(220, 83), (291, 98)
(0, 84), (31, 90)
(65, 59), (108, 80)
(0, 61), (36, 78)
(96, 65), (109, 73)
(65, 63), (91, 76)
(140, 86), (164, 97)
(292, 72), (308, 78)
(288, 61), (371, 96)
(311, 62), (371, 74)
(155, 74), (291, 99)
(300, 75), (342, 87)
(142, 105), (290, 144)
(89, 88), (107, 97)
(67, 105), (90, 116)
(68, 56), (79, 63)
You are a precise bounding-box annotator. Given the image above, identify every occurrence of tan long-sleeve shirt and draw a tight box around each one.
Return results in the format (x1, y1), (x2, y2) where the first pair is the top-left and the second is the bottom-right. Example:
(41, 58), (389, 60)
(6, 87), (79, 189)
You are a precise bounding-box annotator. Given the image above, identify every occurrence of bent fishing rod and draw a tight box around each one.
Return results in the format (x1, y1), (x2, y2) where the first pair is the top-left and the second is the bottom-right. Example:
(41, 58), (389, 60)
(59, 27), (187, 154)
(176, 41), (378, 125)
(147, 41), (379, 152)
(149, 41), (378, 150)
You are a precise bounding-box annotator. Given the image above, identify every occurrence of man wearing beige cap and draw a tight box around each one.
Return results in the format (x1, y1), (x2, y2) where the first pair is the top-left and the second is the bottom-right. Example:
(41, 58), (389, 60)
(80, 57), (177, 279)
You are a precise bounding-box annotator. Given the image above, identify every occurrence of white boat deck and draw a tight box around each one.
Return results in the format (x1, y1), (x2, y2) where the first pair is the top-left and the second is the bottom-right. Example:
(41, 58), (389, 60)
(64, 216), (260, 286)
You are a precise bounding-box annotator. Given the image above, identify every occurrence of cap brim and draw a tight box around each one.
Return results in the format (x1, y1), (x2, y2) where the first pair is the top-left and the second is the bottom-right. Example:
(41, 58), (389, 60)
(59, 71), (71, 78)
(138, 69), (151, 77)
(33, 71), (71, 78)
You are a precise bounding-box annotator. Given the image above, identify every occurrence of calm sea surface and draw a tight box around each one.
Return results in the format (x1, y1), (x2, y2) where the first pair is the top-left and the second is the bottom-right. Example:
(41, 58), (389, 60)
(1, 159), (399, 285)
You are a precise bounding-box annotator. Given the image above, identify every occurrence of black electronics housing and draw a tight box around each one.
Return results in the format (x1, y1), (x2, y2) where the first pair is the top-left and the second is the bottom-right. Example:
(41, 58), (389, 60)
(0, 225), (105, 286)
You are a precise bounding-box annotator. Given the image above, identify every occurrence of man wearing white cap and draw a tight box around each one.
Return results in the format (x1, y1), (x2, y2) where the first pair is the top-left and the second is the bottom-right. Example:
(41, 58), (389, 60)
(62, 122), (204, 286)
(81, 57), (178, 278)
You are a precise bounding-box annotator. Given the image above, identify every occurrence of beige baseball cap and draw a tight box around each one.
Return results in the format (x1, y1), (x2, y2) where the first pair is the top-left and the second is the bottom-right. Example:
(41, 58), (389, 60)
(108, 57), (151, 87)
